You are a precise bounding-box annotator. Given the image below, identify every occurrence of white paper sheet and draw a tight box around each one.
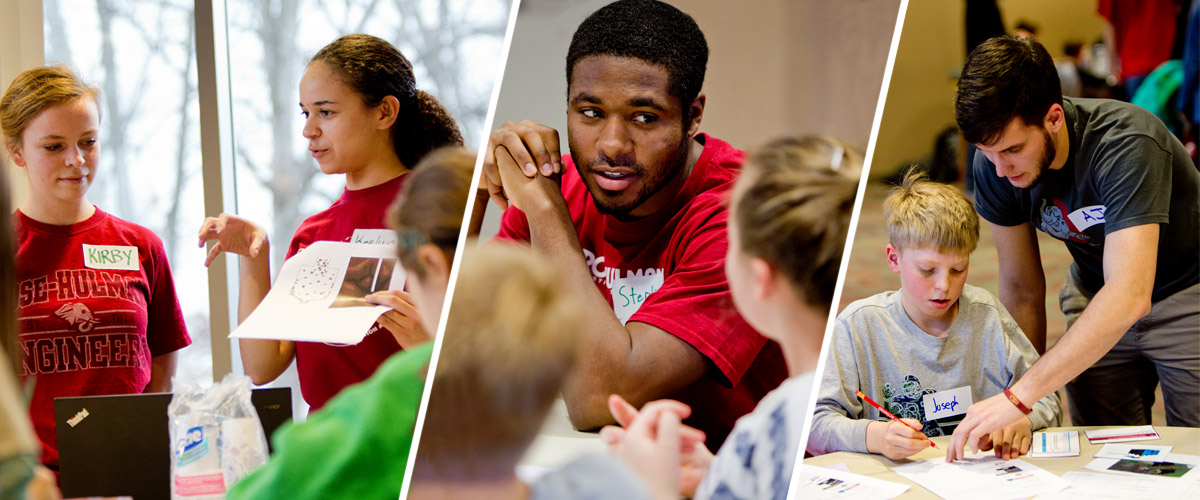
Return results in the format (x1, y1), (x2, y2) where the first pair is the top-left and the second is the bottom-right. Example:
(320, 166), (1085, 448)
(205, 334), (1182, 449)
(1034, 471), (1200, 499)
(822, 462), (852, 473)
(892, 456), (1069, 500)
(230, 241), (405, 344)
(1094, 443), (1173, 461)
(1083, 425), (1160, 444)
(789, 464), (910, 499)
(1029, 430), (1080, 458)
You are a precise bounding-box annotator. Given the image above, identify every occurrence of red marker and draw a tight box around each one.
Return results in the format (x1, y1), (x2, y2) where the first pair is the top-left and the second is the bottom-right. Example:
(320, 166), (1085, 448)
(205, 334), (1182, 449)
(855, 389), (938, 449)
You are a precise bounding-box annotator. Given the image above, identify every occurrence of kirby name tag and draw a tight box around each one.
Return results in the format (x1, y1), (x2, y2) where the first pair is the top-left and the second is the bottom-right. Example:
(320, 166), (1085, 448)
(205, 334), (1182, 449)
(350, 229), (398, 247)
(923, 386), (972, 421)
(83, 245), (139, 271)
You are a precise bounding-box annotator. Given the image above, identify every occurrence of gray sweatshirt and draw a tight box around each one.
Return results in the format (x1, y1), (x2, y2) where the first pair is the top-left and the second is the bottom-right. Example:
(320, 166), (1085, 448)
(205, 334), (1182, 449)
(807, 285), (1062, 455)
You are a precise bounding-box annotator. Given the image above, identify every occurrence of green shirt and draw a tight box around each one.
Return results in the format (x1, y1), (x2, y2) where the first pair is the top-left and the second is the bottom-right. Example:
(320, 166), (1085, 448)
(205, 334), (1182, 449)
(228, 342), (432, 499)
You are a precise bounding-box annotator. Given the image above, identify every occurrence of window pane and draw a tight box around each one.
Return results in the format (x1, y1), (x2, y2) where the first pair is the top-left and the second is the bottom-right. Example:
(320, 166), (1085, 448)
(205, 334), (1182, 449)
(43, 0), (211, 385)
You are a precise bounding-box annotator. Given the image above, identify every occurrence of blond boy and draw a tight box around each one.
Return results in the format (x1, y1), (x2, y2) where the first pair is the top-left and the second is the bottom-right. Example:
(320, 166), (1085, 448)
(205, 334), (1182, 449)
(807, 173), (1061, 460)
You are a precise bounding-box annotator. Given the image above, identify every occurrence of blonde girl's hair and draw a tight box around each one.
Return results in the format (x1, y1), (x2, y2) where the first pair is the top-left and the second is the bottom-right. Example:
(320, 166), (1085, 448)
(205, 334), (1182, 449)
(389, 147), (475, 279)
(413, 246), (582, 481)
(734, 135), (862, 309)
(1, 65), (100, 149)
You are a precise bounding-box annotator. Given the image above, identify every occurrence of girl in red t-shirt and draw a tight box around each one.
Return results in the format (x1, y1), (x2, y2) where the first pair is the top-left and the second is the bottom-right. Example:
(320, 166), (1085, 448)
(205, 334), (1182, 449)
(198, 34), (462, 409)
(1, 65), (192, 473)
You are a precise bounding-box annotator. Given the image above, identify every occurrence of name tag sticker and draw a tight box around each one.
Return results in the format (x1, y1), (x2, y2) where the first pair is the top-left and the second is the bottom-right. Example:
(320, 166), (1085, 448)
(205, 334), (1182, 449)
(83, 244), (139, 271)
(922, 385), (973, 421)
(1067, 205), (1106, 231)
(350, 229), (398, 247)
(611, 269), (665, 325)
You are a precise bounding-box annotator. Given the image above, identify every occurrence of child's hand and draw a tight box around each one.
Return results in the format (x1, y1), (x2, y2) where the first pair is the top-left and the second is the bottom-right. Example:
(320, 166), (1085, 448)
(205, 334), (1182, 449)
(366, 290), (431, 348)
(980, 416), (1032, 460)
(866, 418), (928, 460)
(609, 400), (683, 500)
(600, 395), (711, 498)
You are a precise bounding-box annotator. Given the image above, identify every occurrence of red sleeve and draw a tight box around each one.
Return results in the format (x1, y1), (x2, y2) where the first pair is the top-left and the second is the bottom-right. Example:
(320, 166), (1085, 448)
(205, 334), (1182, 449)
(1097, 0), (1114, 22)
(144, 235), (191, 356)
(627, 210), (765, 387)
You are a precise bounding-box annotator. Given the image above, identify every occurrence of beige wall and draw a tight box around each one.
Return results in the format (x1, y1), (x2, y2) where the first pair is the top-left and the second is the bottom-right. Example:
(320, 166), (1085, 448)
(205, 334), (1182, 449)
(0, 0), (42, 208)
(482, 0), (902, 237)
(870, 0), (1107, 180)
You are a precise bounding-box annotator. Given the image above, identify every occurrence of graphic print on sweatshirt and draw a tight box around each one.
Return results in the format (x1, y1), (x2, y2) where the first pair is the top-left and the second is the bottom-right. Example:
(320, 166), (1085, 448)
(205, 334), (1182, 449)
(881, 374), (965, 437)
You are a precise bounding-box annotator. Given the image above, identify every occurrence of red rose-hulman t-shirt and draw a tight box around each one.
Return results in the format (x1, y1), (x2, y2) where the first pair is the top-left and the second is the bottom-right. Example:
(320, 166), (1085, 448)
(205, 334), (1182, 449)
(496, 134), (788, 449)
(286, 173), (407, 410)
(15, 208), (191, 469)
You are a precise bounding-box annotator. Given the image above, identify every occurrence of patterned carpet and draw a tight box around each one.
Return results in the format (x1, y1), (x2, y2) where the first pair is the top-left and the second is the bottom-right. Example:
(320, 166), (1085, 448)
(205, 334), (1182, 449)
(834, 181), (1167, 425)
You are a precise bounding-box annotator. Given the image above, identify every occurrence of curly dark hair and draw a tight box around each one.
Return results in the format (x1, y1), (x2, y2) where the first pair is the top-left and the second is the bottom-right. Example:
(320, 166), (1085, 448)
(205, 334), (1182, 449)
(956, 36), (1062, 146)
(311, 34), (463, 169)
(566, 0), (708, 121)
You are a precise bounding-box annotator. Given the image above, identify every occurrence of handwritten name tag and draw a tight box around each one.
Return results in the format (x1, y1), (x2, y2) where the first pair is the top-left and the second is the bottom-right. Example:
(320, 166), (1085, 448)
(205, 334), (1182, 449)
(611, 268), (665, 325)
(922, 385), (972, 421)
(350, 229), (399, 247)
(1067, 205), (1106, 231)
(83, 245), (139, 271)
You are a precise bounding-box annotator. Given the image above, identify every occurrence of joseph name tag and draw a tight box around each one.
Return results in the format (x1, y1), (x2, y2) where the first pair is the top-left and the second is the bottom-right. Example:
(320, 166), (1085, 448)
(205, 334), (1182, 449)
(922, 386), (972, 421)
(83, 244), (139, 271)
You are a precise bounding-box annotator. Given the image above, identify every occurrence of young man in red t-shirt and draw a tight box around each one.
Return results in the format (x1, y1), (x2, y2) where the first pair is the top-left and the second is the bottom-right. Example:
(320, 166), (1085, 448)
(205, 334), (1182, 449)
(478, 0), (787, 451)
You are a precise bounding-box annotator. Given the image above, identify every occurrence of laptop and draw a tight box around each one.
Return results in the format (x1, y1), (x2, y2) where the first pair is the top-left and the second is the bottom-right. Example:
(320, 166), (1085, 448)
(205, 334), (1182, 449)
(55, 387), (292, 499)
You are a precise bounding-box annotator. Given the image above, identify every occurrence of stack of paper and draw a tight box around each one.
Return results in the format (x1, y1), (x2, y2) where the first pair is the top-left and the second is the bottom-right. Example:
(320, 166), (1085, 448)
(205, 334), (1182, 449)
(1029, 430), (1080, 458)
(1083, 425), (1160, 444)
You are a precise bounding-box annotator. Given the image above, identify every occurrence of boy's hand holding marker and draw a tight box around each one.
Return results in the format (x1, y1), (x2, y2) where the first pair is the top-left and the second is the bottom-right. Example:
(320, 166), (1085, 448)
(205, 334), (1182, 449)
(856, 390), (937, 460)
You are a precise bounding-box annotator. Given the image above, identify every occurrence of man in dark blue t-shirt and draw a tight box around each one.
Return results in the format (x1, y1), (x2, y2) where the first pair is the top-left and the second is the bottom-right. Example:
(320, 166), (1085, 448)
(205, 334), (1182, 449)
(945, 36), (1199, 462)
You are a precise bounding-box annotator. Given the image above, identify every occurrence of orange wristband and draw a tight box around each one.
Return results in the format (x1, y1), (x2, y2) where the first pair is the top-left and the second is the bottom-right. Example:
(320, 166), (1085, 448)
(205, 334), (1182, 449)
(1004, 387), (1033, 415)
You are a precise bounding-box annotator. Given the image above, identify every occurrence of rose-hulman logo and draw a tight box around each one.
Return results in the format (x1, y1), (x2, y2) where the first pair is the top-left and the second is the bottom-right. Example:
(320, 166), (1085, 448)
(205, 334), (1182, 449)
(55, 302), (100, 333)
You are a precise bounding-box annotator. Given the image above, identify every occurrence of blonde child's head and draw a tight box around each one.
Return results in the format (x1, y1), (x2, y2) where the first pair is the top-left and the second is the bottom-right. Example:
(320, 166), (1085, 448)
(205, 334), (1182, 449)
(883, 169), (979, 254)
(882, 170), (980, 330)
(413, 246), (583, 481)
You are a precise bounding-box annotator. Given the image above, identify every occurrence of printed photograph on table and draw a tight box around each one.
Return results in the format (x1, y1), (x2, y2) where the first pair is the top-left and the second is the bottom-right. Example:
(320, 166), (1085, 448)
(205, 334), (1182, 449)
(804, 0), (1199, 498)
(408, 1), (899, 499)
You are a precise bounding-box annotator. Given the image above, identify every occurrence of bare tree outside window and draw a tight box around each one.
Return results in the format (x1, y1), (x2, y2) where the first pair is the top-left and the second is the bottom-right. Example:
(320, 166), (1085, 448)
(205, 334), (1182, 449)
(43, 0), (211, 385)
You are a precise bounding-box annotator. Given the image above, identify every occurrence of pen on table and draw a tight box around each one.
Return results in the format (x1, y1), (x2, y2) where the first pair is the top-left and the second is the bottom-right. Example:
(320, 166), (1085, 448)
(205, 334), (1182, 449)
(855, 389), (938, 449)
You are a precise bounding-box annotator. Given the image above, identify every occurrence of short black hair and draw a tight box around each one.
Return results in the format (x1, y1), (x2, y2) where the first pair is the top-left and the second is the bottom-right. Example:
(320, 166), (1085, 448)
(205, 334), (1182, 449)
(955, 36), (1062, 146)
(566, 0), (708, 115)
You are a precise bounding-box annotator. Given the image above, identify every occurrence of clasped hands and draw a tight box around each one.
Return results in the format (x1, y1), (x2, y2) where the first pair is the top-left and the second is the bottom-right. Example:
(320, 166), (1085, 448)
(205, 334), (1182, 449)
(599, 394), (711, 499)
(481, 121), (568, 213)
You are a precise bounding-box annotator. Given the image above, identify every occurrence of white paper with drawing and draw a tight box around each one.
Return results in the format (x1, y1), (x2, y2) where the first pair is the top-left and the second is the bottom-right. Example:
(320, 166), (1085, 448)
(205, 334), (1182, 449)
(231, 241), (404, 344)
(892, 455), (1069, 500)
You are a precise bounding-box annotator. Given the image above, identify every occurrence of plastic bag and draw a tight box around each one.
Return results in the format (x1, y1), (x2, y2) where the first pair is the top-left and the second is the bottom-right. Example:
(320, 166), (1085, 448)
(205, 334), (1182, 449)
(168, 374), (269, 499)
